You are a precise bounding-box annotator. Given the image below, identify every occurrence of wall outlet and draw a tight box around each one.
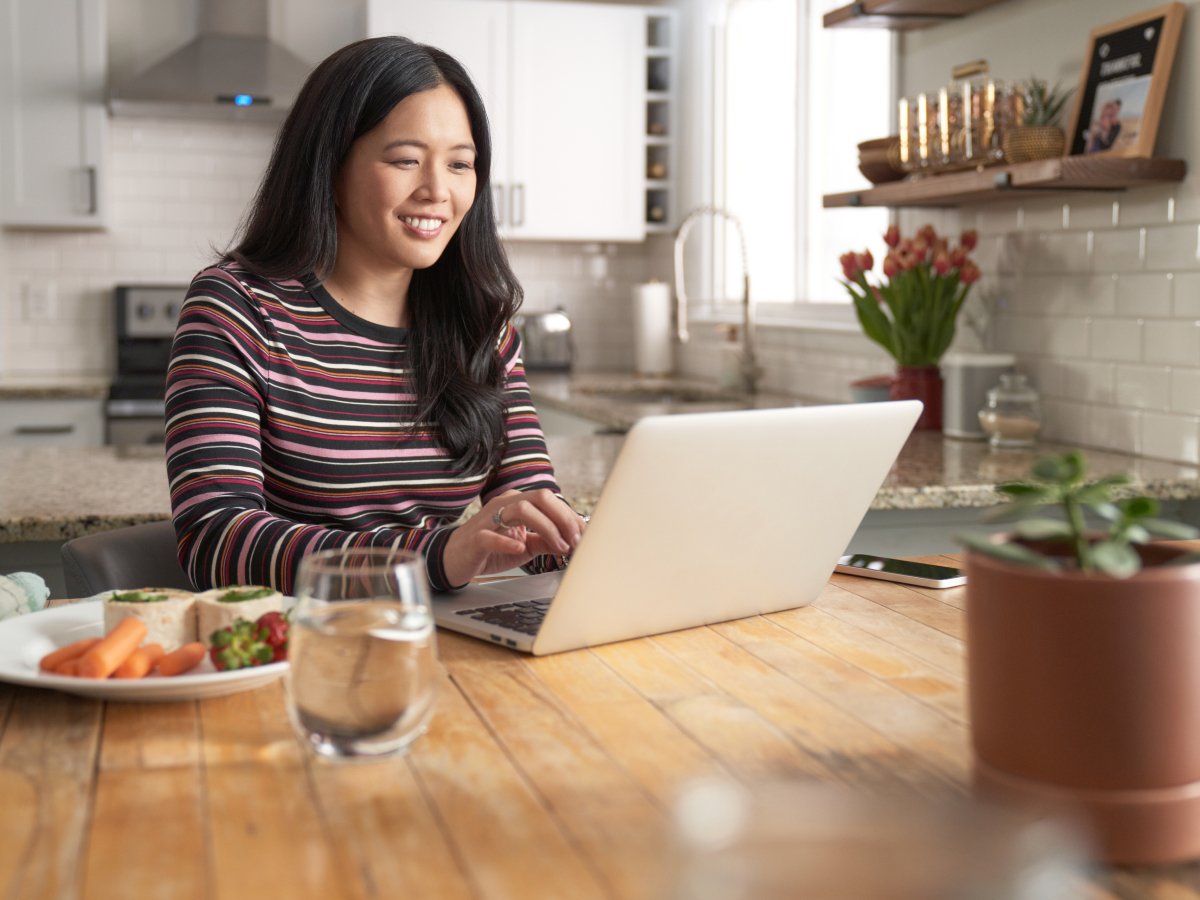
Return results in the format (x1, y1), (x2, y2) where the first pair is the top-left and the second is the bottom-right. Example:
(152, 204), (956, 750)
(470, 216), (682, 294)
(20, 281), (58, 322)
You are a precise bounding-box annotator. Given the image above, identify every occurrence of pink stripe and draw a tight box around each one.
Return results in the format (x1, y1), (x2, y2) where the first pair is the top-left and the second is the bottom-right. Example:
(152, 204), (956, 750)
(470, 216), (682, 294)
(267, 436), (447, 459)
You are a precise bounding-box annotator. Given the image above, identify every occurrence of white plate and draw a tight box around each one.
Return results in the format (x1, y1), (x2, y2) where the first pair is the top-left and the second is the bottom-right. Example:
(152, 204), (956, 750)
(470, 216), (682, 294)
(0, 600), (288, 702)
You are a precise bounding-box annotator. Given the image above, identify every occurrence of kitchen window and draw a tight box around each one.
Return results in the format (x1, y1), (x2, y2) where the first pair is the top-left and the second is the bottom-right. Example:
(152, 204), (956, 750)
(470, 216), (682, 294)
(706, 0), (893, 315)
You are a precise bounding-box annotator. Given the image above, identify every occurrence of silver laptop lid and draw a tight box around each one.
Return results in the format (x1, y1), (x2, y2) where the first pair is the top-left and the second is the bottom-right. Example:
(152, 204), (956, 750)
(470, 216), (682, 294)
(526, 400), (921, 654)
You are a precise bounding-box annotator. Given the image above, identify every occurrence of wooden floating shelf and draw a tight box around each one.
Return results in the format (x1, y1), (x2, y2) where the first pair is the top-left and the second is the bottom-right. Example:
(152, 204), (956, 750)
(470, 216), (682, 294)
(823, 156), (1187, 208)
(823, 0), (1011, 30)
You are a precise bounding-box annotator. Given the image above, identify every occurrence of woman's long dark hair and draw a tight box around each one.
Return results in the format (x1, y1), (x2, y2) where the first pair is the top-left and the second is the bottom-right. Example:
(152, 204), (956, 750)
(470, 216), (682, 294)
(228, 36), (521, 476)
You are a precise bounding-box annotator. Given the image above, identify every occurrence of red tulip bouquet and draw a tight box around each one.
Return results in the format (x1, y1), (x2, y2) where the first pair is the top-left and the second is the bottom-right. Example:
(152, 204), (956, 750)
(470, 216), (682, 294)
(840, 224), (981, 368)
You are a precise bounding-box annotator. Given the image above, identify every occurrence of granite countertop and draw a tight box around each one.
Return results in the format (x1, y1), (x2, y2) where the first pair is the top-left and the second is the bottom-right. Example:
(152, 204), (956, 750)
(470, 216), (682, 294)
(4, 372), (1200, 543)
(0, 375), (110, 400)
(527, 371), (806, 431)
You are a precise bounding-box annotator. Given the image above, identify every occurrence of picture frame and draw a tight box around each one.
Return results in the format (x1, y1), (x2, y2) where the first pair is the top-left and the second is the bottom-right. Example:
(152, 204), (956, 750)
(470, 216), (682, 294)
(1066, 2), (1185, 158)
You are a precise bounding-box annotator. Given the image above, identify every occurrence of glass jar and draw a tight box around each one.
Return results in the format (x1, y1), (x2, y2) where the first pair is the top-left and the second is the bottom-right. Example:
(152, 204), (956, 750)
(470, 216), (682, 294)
(979, 373), (1041, 448)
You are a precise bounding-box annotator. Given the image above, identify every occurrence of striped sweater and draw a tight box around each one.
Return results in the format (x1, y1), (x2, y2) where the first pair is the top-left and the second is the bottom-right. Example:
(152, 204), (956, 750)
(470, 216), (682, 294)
(164, 264), (563, 594)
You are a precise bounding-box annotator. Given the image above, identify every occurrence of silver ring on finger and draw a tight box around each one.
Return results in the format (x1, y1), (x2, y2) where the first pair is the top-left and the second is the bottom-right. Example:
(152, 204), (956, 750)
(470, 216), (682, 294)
(492, 507), (509, 529)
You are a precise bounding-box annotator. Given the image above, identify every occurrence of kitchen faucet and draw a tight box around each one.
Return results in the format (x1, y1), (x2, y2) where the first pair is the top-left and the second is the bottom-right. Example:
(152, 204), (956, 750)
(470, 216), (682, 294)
(673, 206), (762, 394)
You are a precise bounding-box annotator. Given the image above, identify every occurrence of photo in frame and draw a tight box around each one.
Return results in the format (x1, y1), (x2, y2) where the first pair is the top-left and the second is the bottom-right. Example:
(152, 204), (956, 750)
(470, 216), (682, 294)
(1066, 2), (1185, 157)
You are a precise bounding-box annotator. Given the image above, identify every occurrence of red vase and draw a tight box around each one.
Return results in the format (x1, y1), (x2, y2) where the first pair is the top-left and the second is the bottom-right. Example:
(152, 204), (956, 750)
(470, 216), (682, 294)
(890, 365), (942, 431)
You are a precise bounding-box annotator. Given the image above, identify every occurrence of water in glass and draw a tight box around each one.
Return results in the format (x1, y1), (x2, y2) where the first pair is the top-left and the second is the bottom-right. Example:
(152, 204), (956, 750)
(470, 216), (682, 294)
(287, 549), (438, 761)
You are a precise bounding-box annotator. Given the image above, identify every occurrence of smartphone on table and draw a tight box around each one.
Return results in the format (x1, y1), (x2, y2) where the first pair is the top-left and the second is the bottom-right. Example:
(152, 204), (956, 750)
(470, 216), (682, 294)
(835, 554), (966, 589)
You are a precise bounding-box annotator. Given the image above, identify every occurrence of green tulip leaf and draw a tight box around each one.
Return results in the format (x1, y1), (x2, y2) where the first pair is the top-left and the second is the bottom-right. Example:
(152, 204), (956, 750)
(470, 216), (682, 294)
(1087, 501), (1122, 522)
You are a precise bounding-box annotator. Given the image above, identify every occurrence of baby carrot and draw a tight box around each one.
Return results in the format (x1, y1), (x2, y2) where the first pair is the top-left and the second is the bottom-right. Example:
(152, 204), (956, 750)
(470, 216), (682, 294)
(156, 642), (206, 677)
(55, 658), (82, 677)
(111, 643), (165, 679)
(77, 617), (148, 679)
(39, 636), (102, 672)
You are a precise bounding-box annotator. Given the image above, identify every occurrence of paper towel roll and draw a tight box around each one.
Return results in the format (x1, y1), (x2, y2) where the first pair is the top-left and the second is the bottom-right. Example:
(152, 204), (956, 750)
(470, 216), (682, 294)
(632, 281), (673, 376)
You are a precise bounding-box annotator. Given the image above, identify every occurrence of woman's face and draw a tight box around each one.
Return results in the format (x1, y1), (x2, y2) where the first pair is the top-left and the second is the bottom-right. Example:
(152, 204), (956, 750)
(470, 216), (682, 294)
(334, 83), (478, 276)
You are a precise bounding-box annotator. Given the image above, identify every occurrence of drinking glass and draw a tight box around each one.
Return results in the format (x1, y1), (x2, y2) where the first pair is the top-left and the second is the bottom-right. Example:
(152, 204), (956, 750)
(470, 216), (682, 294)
(286, 547), (438, 761)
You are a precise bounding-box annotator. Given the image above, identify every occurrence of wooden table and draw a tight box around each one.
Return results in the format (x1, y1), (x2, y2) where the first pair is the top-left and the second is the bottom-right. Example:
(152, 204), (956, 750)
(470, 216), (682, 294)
(3, 557), (1200, 899)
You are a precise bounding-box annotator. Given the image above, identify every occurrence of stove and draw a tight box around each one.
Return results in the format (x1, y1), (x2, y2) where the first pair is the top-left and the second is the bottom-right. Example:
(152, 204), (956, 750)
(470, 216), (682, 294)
(106, 285), (188, 446)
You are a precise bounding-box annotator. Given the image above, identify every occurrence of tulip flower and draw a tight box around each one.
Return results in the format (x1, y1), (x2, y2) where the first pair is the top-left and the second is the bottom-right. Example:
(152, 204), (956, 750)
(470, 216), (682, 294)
(838, 224), (981, 369)
(839, 251), (860, 281)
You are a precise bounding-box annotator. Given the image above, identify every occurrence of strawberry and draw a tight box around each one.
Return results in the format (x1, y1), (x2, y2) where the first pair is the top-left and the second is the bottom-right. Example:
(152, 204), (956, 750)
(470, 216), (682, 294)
(255, 610), (290, 663)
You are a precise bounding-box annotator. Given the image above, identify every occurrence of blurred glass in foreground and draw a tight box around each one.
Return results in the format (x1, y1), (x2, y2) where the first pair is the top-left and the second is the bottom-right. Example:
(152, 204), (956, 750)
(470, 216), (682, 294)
(671, 778), (1090, 900)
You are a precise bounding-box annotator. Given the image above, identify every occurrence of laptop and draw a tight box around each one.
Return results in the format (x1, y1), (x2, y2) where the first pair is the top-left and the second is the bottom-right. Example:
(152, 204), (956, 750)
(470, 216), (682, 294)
(433, 400), (922, 655)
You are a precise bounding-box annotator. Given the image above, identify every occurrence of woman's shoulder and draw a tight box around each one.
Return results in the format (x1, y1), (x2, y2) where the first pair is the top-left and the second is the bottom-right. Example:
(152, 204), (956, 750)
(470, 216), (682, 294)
(496, 319), (522, 372)
(189, 262), (307, 304)
(186, 262), (315, 322)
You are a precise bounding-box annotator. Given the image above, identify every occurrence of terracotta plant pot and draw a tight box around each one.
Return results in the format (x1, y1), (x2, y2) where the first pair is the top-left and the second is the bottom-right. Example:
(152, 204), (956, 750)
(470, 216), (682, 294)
(890, 365), (941, 431)
(1000, 125), (1066, 164)
(965, 541), (1200, 864)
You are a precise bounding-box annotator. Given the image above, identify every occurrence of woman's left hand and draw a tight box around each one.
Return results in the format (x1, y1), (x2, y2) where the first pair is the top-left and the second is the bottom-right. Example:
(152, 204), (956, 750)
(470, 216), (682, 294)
(441, 489), (587, 588)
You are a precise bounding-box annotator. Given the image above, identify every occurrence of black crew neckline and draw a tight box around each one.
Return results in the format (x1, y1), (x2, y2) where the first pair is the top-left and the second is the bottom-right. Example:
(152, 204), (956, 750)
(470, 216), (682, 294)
(307, 278), (409, 344)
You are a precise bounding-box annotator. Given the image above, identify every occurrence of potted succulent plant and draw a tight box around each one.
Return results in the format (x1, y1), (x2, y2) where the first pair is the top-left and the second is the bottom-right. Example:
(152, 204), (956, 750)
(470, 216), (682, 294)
(1001, 77), (1075, 163)
(959, 452), (1200, 864)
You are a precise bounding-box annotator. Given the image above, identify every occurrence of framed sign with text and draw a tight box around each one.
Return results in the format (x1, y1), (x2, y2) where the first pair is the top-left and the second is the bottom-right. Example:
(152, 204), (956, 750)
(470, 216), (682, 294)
(1066, 2), (1185, 157)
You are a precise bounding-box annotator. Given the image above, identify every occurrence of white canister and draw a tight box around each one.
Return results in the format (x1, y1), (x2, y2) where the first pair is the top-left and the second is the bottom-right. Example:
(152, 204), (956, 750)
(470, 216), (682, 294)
(632, 281), (673, 376)
(941, 352), (1016, 439)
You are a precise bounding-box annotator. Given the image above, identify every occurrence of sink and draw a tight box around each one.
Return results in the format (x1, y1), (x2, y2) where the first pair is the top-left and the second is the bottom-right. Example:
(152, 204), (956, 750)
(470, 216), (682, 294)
(573, 384), (747, 405)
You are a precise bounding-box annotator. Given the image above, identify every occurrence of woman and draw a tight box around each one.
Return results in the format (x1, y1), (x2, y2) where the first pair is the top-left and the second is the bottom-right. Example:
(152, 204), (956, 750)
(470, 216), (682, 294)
(165, 36), (585, 594)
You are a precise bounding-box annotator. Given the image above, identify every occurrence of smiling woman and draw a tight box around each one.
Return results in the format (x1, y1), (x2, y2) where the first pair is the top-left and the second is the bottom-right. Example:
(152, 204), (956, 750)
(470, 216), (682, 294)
(164, 37), (586, 596)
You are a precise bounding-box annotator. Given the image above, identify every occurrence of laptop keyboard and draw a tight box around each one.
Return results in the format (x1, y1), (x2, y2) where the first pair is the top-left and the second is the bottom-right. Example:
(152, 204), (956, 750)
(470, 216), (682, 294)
(455, 598), (552, 635)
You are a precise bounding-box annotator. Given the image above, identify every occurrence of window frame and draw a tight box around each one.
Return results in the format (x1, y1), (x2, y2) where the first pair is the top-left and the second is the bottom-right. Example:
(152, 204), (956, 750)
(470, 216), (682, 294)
(687, 0), (898, 330)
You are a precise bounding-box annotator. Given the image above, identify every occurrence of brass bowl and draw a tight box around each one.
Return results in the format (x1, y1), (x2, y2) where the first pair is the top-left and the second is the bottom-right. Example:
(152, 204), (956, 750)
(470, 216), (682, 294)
(857, 136), (904, 184)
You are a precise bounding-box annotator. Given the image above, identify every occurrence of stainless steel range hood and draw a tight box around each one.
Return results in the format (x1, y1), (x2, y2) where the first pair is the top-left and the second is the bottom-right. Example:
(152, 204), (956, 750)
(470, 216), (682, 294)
(109, 0), (312, 122)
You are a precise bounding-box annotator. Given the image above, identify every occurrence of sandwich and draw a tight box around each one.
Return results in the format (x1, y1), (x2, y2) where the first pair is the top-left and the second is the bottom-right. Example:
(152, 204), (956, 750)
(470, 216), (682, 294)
(103, 588), (197, 651)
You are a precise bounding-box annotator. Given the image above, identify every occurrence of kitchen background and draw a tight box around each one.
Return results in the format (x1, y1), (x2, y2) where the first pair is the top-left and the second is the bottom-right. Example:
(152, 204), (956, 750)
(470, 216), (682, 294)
(1, 0), (1199, 463)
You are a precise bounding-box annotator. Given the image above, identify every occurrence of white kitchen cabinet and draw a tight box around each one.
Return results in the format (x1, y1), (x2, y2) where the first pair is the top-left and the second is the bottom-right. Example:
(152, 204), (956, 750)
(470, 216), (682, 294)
(0, 398), (104, 447)
(367, 0), (644, 242)
(0, 0), (107, 228)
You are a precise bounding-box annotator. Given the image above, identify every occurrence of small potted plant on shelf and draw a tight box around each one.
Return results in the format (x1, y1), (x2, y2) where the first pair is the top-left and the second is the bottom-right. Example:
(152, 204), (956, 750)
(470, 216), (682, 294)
(1001, 77), (1075, 163)
(840, 223), (981, 430)
(958, 451), (1200, 865)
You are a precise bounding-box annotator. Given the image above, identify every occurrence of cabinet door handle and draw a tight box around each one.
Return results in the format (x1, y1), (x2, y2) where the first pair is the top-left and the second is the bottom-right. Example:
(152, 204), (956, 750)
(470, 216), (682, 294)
(14, 424), (75, 435)
(83, 166), (97, 215)
(492, 183), (504, 227)
(510, 183), (525, 227)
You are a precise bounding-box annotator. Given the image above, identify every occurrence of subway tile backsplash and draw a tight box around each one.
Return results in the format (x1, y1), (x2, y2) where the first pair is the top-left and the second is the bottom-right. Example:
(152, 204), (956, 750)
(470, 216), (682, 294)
(0, 118), (665, 377)
(3, 117), (1200, 465)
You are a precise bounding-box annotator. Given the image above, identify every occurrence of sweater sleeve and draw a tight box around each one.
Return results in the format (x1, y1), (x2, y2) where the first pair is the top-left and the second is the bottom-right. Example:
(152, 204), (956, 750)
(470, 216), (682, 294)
(478, 323), (570, 577)
(164, 269), (457, 594)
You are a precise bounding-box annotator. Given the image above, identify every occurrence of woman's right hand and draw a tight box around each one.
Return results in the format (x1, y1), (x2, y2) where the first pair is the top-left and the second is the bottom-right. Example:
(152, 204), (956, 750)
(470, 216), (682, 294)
(441, 489), (587, 589)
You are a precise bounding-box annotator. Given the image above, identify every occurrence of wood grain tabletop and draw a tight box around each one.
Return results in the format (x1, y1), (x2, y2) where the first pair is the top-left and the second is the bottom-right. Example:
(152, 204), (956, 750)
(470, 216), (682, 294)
(3, 556), (1200, 899)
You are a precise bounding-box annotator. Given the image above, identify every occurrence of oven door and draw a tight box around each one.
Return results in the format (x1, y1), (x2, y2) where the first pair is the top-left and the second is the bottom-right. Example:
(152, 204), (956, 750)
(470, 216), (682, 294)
(106, 399), (165, 447)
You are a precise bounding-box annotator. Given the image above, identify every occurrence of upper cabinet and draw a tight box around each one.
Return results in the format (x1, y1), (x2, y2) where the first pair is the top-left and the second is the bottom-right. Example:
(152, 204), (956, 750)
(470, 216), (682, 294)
(0, 0), (107, 228)
(368, 0), (648, 242)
